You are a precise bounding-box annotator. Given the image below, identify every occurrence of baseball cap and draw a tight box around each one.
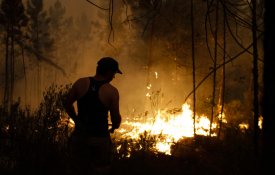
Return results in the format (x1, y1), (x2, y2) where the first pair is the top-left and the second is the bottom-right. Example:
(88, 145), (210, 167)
(97, 57), (122, 74)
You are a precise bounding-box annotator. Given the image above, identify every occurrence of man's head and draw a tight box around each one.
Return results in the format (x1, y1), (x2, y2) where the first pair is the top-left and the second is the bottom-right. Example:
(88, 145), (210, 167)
(96, 57), (122, 81)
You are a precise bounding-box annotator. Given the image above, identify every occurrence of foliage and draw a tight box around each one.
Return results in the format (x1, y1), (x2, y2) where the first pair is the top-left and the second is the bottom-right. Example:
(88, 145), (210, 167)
(0, 0), (28, 35)
(26, 0), (54, 58)
(0, 84), (72, 173)
(0, 0), (28, 113)
(113, 131), (163, 160)
(34, 83), (72, 146)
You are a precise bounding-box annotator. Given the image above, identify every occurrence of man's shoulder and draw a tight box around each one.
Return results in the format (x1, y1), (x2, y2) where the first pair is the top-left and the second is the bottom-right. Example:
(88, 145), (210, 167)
(76, 77), (90, 82)
(72, 77), (90, 91)
(101, 83), (118, 93)
(74, 77), (89, 84)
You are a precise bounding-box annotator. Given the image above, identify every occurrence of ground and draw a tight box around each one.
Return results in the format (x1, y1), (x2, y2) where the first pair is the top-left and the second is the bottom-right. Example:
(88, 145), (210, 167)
(1, 137), (261, 175)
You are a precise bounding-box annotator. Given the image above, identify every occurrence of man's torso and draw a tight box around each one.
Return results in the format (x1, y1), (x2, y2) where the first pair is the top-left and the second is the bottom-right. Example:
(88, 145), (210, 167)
(75, 77), (110, 137)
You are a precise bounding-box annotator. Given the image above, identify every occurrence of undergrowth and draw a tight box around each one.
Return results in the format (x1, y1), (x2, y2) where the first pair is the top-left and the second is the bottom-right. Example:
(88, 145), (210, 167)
(0, 84), (261, 175)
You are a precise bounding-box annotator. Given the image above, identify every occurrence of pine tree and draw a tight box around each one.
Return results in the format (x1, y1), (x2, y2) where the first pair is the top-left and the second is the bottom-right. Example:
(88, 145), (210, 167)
(48, 0), (66, 82)
(0, 0), (28, 114)
(26, 0), (54, 106)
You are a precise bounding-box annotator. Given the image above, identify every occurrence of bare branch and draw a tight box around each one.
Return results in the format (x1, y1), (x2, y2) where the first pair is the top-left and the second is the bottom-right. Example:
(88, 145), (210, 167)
(16, 40), (66, 76)
(184, 32), (263, 103)
(86, 0), (109, 10)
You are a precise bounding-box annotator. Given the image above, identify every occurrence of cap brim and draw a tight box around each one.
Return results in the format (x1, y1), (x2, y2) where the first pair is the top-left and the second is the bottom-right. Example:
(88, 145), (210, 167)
(117, 69), (122, 74)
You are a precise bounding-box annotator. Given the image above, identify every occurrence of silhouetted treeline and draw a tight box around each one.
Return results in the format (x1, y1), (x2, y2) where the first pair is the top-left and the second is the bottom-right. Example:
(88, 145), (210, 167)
(0, 0), (96, 111)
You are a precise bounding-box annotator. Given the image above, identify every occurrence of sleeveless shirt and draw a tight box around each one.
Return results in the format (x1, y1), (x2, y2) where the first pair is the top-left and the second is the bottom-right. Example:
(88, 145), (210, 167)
(76, 77), (109, 137)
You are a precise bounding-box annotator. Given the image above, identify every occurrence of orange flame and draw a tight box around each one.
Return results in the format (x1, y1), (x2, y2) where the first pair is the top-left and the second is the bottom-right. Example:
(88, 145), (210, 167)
(117, 103), (220, 155)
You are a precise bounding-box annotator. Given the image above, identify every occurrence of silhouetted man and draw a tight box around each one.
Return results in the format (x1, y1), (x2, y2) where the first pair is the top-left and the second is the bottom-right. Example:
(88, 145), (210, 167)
(65, 57), (122, 174)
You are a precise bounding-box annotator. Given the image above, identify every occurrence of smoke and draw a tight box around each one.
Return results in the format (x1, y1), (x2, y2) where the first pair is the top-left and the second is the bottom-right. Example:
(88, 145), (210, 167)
(0, 1), (208, 113)
(1, 0), (263, 123)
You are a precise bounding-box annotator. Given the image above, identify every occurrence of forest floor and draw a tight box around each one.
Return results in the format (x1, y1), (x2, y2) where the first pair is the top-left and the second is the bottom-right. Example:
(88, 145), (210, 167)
(1, 136), (262, 175)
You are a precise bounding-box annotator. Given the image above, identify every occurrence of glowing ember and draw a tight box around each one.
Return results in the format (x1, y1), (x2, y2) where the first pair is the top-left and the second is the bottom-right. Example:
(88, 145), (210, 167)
(117, 103), (219, 155)
(239, 123), (249, 130)
(238, 116), (263, 130)
(155, 72), (158, 79)
(258, 116), (263, 129)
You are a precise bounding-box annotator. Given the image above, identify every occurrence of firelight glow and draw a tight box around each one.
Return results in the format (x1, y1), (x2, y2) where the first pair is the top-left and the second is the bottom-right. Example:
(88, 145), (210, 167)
(117, 103), (219, 155)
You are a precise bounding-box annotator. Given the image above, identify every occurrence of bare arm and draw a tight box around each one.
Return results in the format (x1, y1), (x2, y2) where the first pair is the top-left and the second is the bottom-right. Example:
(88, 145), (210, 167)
(65, 78), (90, 123)
(109, 88), (122, 133)
(65, 82), (78, 122)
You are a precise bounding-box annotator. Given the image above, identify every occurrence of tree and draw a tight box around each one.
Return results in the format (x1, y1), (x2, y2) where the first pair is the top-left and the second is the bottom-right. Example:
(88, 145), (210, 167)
(25, 0), (54, 105)
(0, 0), (28, 114)
(262, 0), (275, 174)
(48, 0), (66, 82)
(86, 1), (265, 137)
(47, 0), (97, 82)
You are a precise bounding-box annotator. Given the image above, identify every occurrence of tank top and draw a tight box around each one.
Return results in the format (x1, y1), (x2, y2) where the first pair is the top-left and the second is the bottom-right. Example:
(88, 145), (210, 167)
(76, 77), (109, 137)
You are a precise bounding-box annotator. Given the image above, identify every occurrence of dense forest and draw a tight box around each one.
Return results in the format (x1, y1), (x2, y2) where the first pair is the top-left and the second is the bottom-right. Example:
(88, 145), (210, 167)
(0, 0), (274, 174)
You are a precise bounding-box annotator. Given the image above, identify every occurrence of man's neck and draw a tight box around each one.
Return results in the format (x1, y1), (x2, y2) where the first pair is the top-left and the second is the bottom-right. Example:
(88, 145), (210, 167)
(93, 74), (107, 81)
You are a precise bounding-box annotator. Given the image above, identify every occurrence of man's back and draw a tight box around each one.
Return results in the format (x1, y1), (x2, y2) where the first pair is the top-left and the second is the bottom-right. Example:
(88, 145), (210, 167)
(76, 77), (109, 137)
(66, 75), (121, 132)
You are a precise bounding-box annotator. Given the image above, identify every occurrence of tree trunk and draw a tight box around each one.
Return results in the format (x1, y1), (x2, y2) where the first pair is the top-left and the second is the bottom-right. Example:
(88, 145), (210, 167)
(190, 0), (196, 137)
(21, 46), (27, 106)
(3, 31), (10, 115)
(3, 24), (14, 115)
(252, 0), (259, 155)
(209, 0), (219, 137)
(262, 0), (275, 174)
